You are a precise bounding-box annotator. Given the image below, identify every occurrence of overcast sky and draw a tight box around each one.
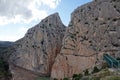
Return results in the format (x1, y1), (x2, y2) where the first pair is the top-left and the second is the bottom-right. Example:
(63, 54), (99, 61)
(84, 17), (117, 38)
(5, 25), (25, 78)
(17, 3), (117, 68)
(0, 0), (92, 41)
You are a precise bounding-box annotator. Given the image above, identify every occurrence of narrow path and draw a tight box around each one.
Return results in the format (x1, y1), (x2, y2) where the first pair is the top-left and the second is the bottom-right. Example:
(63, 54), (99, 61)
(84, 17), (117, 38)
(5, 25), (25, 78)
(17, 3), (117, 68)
(10, 64), (38, 80)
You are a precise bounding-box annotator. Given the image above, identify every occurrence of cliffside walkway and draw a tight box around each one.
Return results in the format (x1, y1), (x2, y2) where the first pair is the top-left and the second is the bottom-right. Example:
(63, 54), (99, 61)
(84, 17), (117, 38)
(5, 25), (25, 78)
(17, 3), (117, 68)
(103, 54), (120, 68)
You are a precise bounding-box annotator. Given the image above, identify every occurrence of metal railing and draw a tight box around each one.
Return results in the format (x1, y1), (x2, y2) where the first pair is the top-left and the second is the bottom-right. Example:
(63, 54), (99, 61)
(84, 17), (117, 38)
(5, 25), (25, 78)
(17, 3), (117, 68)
(103, 54), (120, 68)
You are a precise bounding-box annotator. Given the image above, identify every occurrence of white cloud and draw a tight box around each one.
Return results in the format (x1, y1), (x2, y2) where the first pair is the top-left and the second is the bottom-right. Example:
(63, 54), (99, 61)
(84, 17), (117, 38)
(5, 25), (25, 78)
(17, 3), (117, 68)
(40, 0), (61, 9)
(0, 27), (28, 41)
(0, 0), (61, 25)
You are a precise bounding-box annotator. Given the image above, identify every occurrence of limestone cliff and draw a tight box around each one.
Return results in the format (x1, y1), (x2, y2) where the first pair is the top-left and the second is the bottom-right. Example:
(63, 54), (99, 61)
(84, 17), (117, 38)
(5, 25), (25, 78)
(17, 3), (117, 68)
(10, 13), (66, 80)
(51, 0), (120, 79)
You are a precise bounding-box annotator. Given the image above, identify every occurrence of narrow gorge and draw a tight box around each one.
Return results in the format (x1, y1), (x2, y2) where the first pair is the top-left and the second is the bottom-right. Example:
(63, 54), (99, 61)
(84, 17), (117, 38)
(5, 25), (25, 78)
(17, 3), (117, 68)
(6, 0), (120, 80)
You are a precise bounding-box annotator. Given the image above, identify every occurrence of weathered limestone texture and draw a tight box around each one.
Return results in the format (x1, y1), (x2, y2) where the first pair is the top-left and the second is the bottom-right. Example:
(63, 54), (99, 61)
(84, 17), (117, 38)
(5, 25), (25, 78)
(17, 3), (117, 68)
(51, 0), (120, 79)
(10, 13), (66, 80)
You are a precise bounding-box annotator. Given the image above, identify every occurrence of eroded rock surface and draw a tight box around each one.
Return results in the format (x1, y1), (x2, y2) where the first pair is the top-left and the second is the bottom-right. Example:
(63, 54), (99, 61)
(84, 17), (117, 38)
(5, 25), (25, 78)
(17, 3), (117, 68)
(51, 0), (120, 79)
(10, 13), (66, 80)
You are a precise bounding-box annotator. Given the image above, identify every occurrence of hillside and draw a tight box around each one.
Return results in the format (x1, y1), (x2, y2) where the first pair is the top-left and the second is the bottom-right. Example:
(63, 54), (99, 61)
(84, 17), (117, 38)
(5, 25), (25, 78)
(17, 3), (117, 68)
(0, 41), (13, 59)
(0, 41), (13, 80)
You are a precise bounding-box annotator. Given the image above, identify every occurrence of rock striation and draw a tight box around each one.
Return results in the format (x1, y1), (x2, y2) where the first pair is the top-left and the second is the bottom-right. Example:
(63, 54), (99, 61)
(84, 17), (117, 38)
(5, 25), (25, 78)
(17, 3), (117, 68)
(51, 0), (120, 79)
(9, 13), (66, 80)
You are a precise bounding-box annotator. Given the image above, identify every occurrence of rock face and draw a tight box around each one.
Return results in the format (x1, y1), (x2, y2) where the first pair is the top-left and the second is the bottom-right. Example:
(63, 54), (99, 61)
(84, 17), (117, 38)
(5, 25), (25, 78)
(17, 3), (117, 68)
(51, 0), (120, 79)
(10, 13), (66, 80)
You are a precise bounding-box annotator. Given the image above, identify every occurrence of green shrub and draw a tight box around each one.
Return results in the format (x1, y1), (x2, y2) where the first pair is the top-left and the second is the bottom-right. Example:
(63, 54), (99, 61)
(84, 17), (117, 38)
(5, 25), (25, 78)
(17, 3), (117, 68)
(53, 78), (58, 80)
(84, 69), (89, 76)
(92, 66), (100, 74)
(72, 74), (78, 78)
(102, 62), (109, 69)
(74, 77), (79, 80)
(72, 73), (83, 80)
(78, 73), (83, 78)
(0, 58), (11, 77)
(63, 77), (69, 80)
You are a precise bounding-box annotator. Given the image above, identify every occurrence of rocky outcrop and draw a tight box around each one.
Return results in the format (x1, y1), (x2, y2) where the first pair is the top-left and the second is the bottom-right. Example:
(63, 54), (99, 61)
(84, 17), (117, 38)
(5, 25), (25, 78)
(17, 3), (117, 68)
(10, 13), (66, 80)
(51, 0), (120, 79)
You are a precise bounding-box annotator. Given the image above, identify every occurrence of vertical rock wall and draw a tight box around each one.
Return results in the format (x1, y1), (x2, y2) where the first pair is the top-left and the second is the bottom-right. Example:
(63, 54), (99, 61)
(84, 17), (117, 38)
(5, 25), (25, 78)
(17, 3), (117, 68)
(10, 13), (66, 80)
(51, 0), (120, 79)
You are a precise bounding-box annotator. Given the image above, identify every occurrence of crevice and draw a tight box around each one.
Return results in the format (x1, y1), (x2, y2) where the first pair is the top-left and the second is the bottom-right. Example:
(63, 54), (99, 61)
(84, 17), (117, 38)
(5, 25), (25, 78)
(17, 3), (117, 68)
(107, 18), (111, 20)
(65, 56), (68, 60)
(95, 17), (98, 21)
(100, 22), (106, 25)
(85, 22), (89, 25)
(104, 45), (107, 47)
(118, 37), (120, 39)
(112, 18), (117, 22)
(113, 5), (116, 8)
(78, 19), (81, 22)
(112, 43), (119, 47)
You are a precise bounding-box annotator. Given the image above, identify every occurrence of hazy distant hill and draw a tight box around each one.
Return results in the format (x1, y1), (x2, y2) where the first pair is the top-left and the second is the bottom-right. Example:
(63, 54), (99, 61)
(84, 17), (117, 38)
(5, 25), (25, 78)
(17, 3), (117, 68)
(0, 41), (13, 47)
(0, 41), (13, 59)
